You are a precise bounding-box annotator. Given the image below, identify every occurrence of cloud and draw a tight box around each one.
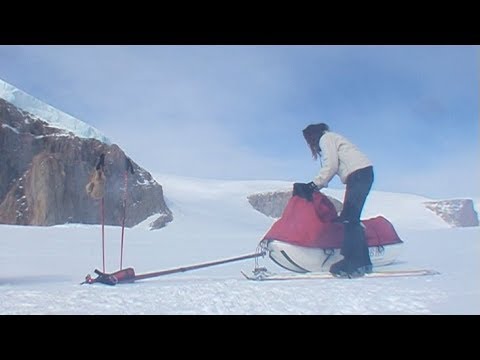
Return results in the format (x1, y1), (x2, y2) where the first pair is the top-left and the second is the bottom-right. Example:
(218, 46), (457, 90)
(0, 45), (477, 199)
(376, 144), (480, 199)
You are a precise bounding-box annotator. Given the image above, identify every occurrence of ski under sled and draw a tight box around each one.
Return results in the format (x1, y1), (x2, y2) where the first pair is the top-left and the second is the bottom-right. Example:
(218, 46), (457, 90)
(241, 267), (440, 281)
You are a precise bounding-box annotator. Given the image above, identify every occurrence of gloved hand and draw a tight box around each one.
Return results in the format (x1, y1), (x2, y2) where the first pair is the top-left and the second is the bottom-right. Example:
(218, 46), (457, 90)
(293, 181), (319, 201)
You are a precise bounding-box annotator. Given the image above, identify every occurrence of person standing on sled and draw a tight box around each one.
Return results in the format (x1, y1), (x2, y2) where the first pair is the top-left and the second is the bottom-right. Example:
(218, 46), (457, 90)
(295, 123), (374, 278)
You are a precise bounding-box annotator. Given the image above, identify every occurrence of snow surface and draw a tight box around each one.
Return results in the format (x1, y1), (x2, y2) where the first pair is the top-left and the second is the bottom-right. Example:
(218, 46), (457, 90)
(0, 78), (110, 144)
(1, 174), (479, 315)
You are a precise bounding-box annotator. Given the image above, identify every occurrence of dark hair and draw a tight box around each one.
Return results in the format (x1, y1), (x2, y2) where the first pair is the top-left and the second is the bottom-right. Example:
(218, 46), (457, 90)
(302, 123), (329, 160)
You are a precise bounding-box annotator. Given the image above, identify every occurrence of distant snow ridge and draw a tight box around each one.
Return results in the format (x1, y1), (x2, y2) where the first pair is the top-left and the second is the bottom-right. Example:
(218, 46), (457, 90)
(0, 78), (110, 144)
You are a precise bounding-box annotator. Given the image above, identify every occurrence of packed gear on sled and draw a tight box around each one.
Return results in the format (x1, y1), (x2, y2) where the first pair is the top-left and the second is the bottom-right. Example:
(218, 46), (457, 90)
(259, 191), (403, 273)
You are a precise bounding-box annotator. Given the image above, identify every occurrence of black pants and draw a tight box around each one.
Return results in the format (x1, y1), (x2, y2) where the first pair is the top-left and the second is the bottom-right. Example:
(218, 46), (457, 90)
(338, 166), (374, 266)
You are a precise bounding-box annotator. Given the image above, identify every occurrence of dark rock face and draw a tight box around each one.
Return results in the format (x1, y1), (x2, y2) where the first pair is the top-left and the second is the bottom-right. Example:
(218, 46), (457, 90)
(0, 98), (172, 228)
(247, 190), (343, 219)
(424, 199), (479, 227)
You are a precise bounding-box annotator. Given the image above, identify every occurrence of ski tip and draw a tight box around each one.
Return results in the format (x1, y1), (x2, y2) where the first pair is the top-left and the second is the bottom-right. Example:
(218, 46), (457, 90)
(240, 270), (257, 280)
(240, 270), (249, 279)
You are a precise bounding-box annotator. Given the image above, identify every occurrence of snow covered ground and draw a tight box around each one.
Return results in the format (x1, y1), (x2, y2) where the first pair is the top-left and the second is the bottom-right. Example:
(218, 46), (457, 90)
(1, 175), (479, 315)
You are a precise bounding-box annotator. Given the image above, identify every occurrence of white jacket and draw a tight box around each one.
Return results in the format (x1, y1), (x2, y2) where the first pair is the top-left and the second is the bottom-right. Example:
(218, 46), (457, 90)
(313, 131), (372, 188)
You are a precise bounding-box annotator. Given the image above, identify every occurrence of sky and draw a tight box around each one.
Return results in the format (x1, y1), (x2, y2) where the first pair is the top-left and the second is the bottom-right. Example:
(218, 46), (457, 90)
(1, 175), (478, 314)
(0, 45), (478, 199)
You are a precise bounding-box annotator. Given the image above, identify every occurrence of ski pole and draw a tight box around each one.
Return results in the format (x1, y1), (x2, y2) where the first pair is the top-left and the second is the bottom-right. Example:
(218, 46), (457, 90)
(120, 157), (134, 270)
(101, 197), (105, 273)
(96, 154), (106, 273)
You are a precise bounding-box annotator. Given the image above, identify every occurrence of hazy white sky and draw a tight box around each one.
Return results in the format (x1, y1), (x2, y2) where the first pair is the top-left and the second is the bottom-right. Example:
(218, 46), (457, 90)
(0, 45), (478, 198)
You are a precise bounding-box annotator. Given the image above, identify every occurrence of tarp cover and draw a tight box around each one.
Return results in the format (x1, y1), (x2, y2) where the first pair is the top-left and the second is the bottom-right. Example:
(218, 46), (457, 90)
(263, 192), (403, 248)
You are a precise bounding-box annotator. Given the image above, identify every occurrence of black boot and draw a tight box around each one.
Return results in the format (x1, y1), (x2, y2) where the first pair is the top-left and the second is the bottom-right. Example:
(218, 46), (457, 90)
(330, 258), (371, 278)
(330, 222), (372, 278)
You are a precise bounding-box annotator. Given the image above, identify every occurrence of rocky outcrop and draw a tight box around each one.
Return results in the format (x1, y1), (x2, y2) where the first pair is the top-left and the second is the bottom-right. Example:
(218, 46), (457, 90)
(247, 189), (479, 228)
(149, 213), (175, 230)
(0, 98), (172, 228)
(247, 191), (293, 218)
(247, 190), (343, 218)
(424, 199), (479, 227)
